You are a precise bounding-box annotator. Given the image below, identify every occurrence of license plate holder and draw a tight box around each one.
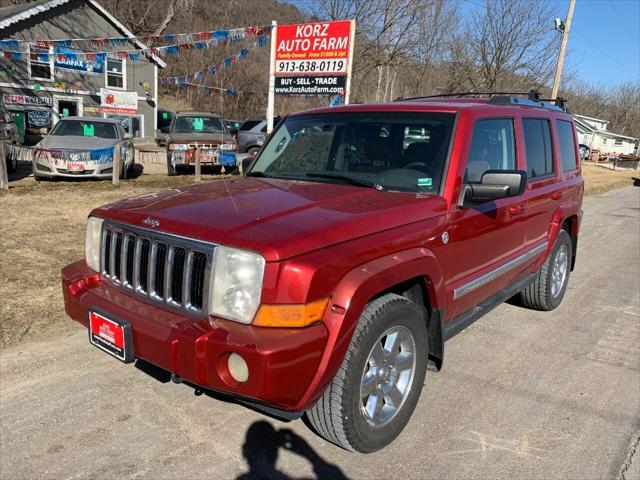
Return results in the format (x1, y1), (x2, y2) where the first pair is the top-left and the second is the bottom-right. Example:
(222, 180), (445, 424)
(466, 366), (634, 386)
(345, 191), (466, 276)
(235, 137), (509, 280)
(89, 310), (134, 363)
(67, 162), (85, 172)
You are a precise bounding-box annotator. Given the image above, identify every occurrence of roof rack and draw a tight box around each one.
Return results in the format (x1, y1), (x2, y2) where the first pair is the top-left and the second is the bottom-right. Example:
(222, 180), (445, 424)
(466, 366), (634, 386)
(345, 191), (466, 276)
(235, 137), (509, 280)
(396, 90), (569, 112)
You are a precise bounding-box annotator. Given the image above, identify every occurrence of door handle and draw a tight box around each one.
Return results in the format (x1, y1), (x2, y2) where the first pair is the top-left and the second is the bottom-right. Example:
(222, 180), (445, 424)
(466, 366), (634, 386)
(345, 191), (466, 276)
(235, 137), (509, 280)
(550, 191), (562, 200)
(508, 204), (526, 215)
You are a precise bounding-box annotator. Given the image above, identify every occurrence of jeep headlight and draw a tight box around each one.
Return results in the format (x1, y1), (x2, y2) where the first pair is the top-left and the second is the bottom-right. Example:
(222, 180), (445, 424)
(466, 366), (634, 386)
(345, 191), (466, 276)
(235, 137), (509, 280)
(85, 216), (104, 272)
(208, 246), (265, 323)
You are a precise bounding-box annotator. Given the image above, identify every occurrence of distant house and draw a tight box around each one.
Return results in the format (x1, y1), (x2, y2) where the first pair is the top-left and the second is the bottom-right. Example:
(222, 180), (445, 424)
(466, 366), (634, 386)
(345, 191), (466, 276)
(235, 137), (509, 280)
(0, 0), (165, 143)
(573, 114), (638, 156)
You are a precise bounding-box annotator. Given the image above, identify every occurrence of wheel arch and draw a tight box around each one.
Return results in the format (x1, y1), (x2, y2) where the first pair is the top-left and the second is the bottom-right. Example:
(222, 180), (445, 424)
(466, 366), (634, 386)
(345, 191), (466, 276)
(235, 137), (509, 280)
(294, 247), (446, 411)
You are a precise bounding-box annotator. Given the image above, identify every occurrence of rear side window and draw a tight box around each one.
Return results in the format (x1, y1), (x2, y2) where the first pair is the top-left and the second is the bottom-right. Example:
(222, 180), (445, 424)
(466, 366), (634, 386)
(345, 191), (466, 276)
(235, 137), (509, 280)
(240, 120), (261, 131)
(556, 120), (578, 171)
(523, 118), (554, 179)
(465, 118), (516, 182)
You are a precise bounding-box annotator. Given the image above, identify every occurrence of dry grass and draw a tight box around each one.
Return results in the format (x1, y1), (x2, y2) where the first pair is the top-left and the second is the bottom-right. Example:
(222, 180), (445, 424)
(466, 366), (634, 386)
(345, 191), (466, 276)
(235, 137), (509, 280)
(582, 163), (639, 196)
(1, 162), (638, 348)
(0, 168), (232, 348)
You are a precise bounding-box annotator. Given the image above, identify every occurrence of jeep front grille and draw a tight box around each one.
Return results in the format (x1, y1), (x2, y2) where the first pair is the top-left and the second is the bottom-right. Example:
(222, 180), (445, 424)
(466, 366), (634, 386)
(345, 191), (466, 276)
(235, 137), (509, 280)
(101, 222), (214, 313)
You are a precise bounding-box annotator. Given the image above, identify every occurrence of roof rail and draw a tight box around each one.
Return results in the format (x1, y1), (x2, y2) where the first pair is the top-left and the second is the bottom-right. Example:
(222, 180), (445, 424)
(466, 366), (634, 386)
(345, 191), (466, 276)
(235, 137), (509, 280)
(396, 90), (569, 112)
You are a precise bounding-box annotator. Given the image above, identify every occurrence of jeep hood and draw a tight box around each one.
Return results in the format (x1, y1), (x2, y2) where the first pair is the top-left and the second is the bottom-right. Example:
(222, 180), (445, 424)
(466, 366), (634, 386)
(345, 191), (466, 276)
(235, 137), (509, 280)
(92, 177), (446, 261)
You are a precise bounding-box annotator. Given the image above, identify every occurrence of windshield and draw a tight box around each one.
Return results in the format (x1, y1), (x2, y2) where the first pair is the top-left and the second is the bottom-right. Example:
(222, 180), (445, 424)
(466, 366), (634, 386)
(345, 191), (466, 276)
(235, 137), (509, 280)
(50, 120), (118, 139)
(172, 115), (224, 133)
(249, 112), (455, 193)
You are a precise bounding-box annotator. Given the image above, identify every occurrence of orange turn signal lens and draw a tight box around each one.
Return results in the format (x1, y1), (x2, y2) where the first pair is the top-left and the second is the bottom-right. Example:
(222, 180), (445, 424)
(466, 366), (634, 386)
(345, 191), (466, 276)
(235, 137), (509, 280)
(252, 298), (330, 328)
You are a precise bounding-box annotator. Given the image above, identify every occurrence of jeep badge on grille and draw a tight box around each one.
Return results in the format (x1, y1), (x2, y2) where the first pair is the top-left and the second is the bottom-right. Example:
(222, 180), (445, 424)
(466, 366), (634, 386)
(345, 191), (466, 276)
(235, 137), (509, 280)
(142, 217), (160, 228)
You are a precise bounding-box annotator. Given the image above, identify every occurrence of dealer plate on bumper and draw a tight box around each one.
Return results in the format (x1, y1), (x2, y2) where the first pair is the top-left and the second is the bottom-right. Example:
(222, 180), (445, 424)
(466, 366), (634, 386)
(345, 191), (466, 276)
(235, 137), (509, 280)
(89, 311), (134, 363)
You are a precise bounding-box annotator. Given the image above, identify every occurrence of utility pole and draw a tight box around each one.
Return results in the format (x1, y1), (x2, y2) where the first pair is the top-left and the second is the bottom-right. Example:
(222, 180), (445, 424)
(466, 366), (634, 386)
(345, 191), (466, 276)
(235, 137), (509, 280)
(552, 0), (576, 99)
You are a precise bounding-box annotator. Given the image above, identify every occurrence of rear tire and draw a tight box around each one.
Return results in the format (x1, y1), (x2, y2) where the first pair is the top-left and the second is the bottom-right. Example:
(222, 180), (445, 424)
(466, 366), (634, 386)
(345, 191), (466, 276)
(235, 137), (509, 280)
(6, 144), (17, 173)
(247, 146), (261, 156)
(306, 293), (428, 453)
(520, 230), (572, 311)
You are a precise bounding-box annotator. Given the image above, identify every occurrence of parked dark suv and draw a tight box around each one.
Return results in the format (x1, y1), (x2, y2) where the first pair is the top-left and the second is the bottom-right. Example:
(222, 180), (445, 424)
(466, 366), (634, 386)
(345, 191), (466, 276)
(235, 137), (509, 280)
(63, 94), (583, 453)
(166, 111), (236, 175)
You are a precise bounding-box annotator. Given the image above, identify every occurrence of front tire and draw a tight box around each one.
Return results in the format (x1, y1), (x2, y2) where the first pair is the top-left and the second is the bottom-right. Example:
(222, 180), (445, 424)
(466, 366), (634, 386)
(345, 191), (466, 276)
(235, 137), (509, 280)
(306, 294), (428, 453)
(520, 230), (572, 311)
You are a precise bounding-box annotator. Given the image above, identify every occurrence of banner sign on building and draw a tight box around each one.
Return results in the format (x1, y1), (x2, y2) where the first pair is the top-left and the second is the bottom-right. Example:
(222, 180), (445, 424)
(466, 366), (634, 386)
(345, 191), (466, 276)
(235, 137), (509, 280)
(54, 49), (104, 75)
(274, 75), (346, 95)
(3, 93), (53, 107)
(99, 88), (138, 114)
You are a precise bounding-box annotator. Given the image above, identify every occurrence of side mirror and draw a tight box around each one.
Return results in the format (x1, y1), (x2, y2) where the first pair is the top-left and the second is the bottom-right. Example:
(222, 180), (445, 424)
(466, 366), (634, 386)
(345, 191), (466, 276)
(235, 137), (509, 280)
(461, 170), (527, 206)
(124, 132), (133, 140)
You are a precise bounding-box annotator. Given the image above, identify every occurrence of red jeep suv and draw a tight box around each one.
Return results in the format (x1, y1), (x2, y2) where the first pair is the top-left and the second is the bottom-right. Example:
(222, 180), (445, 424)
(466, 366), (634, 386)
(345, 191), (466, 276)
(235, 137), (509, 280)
(62, 94), (583, 453)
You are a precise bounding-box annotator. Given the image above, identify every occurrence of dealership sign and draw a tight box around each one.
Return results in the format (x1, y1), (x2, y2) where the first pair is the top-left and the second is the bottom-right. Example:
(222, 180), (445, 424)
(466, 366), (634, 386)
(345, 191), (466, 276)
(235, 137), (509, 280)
(99, 88), (137, 114)
(275, 20), (352, 75)
(3, 93), (52, 107)
(274, 75), (346, 95)
(269, 19), (354, 101)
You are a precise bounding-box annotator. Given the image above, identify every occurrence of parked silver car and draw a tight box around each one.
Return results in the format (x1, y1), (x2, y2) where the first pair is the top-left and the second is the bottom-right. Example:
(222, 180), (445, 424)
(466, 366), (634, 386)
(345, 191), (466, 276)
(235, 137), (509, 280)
(33, 117), (134, 180)
(236, 117), (281, 154)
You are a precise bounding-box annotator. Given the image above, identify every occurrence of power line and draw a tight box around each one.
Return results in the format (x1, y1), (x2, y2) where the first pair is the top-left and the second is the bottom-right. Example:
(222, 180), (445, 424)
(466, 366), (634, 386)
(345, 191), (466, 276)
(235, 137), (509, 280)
(572, 26), (639, 73)
(607, 0), (640, 47)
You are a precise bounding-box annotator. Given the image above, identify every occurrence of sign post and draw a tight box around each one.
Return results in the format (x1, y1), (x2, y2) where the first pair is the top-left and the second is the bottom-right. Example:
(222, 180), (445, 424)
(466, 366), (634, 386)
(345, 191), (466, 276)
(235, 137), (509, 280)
(266, 20), (278, 134)
(267, 19), (355, 132)
(344, 19), (356, 105)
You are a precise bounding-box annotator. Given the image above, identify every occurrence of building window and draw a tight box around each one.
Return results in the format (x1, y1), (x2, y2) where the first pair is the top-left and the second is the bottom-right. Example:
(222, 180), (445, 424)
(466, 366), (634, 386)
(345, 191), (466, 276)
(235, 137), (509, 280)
(614, 139), (623, 146)
(106, 58), (125, 89)
(602, 138), (607, 145)
(28, 45), (53, 80)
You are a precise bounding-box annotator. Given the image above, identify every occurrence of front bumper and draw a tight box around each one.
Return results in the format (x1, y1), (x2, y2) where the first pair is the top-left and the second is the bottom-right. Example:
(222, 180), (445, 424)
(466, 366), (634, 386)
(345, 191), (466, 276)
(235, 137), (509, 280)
(34, 160), (116, 179)
(62, 261), (328, 411)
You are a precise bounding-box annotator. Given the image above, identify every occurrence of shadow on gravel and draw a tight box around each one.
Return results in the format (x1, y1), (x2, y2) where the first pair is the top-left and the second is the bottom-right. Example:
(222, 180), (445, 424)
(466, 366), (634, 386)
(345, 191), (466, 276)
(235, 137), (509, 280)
(236, 421), (349, 480)
(133, 359), (349, 479)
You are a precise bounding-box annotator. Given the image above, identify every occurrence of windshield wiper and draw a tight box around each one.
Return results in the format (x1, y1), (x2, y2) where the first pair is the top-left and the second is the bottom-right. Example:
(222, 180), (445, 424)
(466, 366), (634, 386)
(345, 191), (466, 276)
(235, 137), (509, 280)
(305, 173), (383, 190)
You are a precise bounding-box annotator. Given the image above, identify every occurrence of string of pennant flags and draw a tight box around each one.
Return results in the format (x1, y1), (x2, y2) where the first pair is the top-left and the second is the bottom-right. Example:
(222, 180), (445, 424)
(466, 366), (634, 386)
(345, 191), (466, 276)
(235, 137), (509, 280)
(159, 35), (268, 84)
(0, 25), (271, 61)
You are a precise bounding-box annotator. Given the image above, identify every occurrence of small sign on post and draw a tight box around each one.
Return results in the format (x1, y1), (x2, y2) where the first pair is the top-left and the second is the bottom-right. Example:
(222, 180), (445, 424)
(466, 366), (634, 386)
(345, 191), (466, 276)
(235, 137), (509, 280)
(112, 146), (120, 186)
(195, 146), (202, 182)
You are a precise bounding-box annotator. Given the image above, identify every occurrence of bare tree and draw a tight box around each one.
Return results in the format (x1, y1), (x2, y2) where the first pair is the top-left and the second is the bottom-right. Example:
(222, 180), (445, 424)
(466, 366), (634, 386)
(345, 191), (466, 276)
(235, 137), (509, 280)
(459, 0), (559, 91)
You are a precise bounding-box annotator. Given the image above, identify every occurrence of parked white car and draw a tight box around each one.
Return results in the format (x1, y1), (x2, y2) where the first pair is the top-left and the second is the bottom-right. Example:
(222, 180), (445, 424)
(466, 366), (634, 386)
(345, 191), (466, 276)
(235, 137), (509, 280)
(33, 117), (134, 180)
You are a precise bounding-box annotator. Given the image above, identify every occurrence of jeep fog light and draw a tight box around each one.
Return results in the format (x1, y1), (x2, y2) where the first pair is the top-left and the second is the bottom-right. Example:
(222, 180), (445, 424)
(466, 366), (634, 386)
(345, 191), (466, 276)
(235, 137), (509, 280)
(209, 246), (265, 324)
(85, 216), (104, 272)
(227, 353), (249, 383)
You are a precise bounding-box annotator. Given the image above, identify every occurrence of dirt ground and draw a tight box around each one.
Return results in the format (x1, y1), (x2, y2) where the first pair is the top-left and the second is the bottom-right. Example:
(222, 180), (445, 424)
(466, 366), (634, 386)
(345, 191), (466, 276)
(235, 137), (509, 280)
(0, 161), (637, 348)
